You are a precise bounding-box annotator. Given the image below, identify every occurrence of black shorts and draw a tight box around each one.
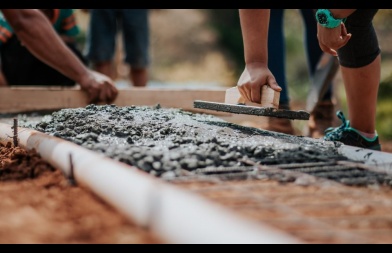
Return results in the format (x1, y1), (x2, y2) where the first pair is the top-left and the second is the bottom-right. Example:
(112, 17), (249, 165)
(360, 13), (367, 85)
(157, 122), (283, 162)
(0, 35), (88, 86)
(337, 9), (380, 68)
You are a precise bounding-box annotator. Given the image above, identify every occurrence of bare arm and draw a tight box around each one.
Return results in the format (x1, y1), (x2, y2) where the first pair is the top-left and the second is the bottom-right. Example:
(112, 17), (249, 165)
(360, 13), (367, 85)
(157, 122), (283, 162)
(329, 9), (357, 19)
(2, 9), (88, 84)
(1, 9), (118, 103)
(239, 9), (269, 65)
(237, 9), (281, 103)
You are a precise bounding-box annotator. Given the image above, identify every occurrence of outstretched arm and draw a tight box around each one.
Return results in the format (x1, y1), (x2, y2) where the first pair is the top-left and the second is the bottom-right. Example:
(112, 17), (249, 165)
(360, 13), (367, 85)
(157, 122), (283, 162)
(1, 9), (118, 104)
(237, 9), (281, 103)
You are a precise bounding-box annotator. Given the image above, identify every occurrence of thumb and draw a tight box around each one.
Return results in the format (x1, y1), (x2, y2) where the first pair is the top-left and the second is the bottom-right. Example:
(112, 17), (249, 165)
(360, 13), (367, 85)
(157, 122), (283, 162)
(267, 76), (282, 92)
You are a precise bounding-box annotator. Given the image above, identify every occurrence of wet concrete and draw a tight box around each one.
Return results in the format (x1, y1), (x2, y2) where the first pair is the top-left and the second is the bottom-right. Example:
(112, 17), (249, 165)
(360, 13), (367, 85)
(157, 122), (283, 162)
(194, 100), (310, 120)
(29, 104), (346, 179)
(3, 105), (392, 187)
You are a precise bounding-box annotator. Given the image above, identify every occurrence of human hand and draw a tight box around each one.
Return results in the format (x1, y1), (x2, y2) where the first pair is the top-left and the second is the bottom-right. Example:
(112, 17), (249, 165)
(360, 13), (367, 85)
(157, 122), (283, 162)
(237, 62), (281, 103)
(317, 22), (351, 56)
(79, 70), (119, 104)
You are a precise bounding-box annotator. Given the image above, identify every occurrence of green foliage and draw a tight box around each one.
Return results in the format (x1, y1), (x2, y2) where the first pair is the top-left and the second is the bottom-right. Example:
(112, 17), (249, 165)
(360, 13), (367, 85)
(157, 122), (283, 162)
(377, 77), (392, 139)
(379, 76), (392, 99)
(376, 100), (392, 139)
(205, 9), (244, 76)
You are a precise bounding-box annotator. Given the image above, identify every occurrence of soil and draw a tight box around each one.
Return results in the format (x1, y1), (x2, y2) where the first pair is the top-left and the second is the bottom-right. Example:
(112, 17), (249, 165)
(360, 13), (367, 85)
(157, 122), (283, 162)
(0, 142), (162, 244)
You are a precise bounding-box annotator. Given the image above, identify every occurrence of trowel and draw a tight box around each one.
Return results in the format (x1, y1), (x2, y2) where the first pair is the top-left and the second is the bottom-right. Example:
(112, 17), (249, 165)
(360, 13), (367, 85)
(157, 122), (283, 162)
(194, 85), (310, 120)
(194, 53), (339, 121)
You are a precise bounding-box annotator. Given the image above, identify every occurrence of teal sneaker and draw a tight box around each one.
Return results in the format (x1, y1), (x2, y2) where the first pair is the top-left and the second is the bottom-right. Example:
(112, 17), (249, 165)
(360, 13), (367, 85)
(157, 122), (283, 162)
(323, 111), (381, 151)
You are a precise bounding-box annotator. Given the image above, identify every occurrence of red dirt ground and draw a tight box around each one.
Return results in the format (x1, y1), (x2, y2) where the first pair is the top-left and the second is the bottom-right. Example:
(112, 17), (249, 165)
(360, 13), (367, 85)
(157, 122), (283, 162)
(0, 142), (162, 244)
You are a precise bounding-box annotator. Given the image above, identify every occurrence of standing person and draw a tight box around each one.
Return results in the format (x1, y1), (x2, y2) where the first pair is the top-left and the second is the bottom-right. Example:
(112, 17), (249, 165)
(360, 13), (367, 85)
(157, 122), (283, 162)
(315, 9), (381, 151)
(84, 9), (150, 87)
(0, 9), (88, 86)
(264, 9), (335, 137)
(237, 9), (381, 151)
(0, 9), (118, 104)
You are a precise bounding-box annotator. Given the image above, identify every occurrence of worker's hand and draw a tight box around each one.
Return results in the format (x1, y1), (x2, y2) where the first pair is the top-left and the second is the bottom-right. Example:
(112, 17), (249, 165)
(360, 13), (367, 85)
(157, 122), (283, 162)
(237, 62), (281, 103)
(317, 22), (351, 56)
(79, 70), (119, 104)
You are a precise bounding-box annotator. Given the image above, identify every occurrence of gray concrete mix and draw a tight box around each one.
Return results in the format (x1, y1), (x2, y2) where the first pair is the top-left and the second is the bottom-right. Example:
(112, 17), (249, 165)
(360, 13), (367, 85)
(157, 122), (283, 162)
(4, 105), (392, 187)
(22, 104), (350, 179)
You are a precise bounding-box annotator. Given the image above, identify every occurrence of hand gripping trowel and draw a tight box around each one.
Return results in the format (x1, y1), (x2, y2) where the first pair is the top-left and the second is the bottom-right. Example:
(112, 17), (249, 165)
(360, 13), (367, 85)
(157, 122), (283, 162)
(194, 85), (310, 120)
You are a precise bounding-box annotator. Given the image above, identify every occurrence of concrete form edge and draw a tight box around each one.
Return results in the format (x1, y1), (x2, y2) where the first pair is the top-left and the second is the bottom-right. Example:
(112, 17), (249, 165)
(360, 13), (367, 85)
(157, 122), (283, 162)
(339, 145), (392, 174)
(0, 123), (301, 244)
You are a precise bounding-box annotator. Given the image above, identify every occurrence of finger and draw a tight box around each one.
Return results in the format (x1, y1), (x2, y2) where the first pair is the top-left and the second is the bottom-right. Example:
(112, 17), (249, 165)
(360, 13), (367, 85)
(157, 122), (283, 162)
(267, 77), (282, 92)
(340, 23), (347, 36)
(239, 84), (251, 102)
(109, 85), (119, 102)
(341, 33), (352, 46)
(243, 84), (253, 101)
(237, 85), (248, 103)
(99, 87), (109, 104)
(319, 42), (338, 56)
(107, 85), (118, 104)
(250, 84), (261, 103)
(87, 90), (96, 104)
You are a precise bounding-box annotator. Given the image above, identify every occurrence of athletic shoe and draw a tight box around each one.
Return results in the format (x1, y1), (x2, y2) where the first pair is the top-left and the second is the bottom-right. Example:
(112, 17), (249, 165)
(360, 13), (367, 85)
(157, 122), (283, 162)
(323, 111), (381, 151)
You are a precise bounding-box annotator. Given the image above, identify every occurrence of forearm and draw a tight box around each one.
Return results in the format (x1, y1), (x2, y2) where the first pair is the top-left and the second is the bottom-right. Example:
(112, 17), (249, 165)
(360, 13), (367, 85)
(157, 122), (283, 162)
(239, 9), (269, 65)
(2, 9), (89, 84)
(329, 9), (357, 19)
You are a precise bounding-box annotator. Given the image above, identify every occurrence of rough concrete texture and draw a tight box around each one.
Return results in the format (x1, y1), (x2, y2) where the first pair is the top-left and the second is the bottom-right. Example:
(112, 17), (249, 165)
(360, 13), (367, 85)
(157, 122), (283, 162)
(194, 100), (310, 120)
(31, 104), (349, 180)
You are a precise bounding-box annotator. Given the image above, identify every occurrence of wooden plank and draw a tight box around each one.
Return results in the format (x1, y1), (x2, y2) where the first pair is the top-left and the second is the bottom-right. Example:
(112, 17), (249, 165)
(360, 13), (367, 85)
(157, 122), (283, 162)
(0, 86), (225, 114)
(225, 86), (280, 109)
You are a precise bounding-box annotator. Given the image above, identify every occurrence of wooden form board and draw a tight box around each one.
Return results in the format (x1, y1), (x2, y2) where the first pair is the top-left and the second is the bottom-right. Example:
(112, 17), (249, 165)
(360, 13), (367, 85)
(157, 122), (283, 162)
(0, 86), (269, 126)
(0, 86), (226, 114)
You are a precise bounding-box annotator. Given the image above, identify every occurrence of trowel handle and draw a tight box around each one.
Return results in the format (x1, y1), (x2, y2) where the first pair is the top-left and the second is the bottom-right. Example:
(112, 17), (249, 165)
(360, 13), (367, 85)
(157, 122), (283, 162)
(225, 86), (280, 109)
(260, 85), (280, 108)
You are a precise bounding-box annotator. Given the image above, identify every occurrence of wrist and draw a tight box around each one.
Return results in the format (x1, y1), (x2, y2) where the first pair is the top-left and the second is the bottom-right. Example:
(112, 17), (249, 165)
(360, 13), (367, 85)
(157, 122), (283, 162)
(315, 9), (346, 29)
(77, 69), (93, 88)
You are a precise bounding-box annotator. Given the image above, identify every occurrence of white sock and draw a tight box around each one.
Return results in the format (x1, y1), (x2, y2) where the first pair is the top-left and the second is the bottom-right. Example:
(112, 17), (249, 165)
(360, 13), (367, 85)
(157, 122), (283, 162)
(357, 130), (377, 139)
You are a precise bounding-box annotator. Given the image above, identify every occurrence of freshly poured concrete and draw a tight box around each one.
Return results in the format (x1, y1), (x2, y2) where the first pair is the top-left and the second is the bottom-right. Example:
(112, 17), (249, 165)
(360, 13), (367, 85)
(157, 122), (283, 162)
(32, 104), (346, 179)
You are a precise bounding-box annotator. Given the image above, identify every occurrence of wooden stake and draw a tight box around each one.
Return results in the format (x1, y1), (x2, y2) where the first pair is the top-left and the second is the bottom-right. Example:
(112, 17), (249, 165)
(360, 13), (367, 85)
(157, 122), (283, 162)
(12, 118), (18, 147)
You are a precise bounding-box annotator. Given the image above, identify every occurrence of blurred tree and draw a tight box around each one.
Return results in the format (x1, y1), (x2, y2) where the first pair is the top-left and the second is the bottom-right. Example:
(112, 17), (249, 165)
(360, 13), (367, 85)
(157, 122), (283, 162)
(206, 9), (244, 77)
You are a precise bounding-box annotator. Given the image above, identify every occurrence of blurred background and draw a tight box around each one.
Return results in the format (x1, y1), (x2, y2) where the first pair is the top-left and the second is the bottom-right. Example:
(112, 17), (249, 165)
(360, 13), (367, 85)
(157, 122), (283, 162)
(74, 9), (392, 144)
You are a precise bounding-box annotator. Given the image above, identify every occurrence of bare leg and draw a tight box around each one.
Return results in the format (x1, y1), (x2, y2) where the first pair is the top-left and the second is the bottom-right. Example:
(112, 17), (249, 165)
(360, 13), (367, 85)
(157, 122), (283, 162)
(340, 54), (381, 133)
(130, 67), (148, 87)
